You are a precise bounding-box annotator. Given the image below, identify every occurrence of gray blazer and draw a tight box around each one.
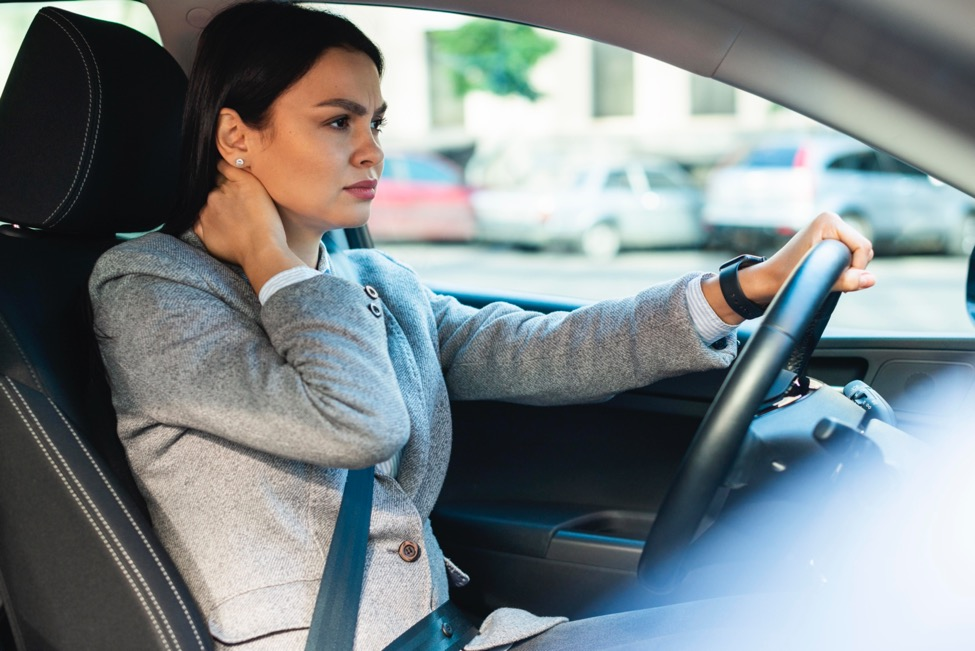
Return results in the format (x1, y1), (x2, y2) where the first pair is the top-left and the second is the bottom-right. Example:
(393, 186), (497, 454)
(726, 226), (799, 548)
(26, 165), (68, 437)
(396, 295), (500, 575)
(88, 232), (736, 650)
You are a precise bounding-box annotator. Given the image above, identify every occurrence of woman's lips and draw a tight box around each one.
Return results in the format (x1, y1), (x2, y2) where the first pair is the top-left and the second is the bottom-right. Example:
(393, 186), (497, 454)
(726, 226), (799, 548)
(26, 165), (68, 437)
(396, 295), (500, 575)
(345, 179), (378, 200)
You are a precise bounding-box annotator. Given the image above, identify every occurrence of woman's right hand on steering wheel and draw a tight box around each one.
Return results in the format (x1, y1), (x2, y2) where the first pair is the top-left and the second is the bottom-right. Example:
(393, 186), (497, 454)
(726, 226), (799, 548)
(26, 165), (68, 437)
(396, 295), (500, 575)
(752, 211), (876, 299)
(701, 212), (876, 326)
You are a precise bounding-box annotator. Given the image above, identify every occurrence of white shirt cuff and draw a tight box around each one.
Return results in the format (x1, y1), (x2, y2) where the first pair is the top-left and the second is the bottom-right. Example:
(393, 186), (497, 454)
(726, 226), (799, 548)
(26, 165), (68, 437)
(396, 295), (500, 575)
(258, 266), (321, 305)
(686, 274), (737, 345)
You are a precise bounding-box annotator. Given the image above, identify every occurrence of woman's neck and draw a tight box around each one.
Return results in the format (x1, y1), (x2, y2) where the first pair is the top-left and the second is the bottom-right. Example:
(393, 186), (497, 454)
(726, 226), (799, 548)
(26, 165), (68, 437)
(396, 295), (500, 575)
(281, 222), (325, 269)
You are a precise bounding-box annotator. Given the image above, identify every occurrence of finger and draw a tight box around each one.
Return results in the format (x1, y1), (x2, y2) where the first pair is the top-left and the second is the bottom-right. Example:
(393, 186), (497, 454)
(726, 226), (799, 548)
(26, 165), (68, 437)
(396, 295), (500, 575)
(833, 268), (876, 292)
(839, 226), (873, 269)
(849, 243), (874, 271)
(830, 215), (873, 269)
(858, 270), (876, 289)
(818, 214), (875, 291)
(216, 158), (249, 183)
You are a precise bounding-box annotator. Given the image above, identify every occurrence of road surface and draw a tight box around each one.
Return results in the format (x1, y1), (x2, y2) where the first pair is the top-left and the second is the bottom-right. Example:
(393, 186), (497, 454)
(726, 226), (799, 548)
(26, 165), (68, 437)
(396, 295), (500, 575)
(377, 243), (973, 334)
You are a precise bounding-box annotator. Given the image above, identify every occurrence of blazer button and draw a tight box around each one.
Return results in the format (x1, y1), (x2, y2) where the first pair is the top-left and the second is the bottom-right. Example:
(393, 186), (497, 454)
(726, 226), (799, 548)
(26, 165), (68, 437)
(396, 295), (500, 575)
(369, 303), (382, 318)
(398, 540), (421, 562)
(364, 285), (379, 299)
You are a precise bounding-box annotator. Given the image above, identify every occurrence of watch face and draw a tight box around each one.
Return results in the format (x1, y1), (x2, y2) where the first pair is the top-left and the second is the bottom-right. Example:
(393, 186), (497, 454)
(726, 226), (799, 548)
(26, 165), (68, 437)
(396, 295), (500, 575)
(739, 254), (766, 269)
(720, 254), (765, 270)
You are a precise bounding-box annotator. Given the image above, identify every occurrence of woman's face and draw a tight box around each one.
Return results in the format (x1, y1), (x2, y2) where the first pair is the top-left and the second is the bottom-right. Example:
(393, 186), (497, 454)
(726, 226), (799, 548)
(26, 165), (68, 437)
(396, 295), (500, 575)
(247, 48), (386, 234)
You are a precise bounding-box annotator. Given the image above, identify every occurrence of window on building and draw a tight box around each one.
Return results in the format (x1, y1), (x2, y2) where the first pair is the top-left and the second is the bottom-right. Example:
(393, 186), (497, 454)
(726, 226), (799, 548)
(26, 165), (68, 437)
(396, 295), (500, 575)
(592, 41), (634, 117)
(690, 75), (736, 115)
(426, 32), (465, 128)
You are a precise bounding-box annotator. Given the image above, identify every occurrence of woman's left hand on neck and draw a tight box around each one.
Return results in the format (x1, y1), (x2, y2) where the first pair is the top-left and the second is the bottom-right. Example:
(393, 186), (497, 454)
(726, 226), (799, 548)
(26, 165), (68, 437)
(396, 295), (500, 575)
(194, 159), (307, 295)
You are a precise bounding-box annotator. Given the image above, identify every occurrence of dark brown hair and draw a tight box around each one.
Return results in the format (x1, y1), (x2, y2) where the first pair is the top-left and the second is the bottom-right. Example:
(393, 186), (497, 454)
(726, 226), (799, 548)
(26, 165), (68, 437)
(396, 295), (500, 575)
(164, 1), (384, 235)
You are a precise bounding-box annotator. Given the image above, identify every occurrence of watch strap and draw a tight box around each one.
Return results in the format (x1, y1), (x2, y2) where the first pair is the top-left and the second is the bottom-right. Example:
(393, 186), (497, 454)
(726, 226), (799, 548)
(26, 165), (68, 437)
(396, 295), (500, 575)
(718, 254), (767, 320)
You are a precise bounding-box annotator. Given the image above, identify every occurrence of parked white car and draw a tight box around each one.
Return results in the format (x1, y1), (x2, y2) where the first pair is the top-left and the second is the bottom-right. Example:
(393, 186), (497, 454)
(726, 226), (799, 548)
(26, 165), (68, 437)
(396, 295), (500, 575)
(703, 133), (975, 254)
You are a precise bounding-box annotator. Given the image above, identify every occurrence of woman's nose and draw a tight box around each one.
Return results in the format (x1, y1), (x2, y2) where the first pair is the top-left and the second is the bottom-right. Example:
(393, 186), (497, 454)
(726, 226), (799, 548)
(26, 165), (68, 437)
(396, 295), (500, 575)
(354, 130), (383, 169)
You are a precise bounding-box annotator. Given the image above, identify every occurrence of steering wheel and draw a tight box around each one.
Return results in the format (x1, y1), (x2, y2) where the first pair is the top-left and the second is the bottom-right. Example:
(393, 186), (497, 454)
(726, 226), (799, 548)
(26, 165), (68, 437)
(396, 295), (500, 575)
(638, 239), (853, 592)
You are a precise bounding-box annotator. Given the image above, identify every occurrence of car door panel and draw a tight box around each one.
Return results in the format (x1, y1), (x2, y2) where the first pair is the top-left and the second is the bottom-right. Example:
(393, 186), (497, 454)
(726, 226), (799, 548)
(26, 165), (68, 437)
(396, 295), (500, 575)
(429, 283), (975, 619)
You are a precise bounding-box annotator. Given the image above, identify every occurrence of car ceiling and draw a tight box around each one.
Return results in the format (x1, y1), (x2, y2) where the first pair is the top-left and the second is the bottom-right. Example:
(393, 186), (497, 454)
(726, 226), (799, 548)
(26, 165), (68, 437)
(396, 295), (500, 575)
(132, 0), (973, 197)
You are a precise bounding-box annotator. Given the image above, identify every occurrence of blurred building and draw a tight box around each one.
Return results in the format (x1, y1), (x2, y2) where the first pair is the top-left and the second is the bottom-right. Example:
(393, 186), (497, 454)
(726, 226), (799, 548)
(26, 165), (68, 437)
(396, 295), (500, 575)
(335, 4), (818, 174)
(0, 2), (817, 177)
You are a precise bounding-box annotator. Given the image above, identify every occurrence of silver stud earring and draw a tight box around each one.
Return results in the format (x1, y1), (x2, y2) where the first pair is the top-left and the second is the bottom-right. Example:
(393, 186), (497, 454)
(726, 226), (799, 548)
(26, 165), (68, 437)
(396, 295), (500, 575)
(234, 158), (245, 168)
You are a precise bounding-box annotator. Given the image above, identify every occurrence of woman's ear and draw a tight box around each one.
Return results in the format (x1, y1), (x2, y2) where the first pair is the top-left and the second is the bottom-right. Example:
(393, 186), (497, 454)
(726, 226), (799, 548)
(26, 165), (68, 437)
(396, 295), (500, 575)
(214, 108), (253, 165)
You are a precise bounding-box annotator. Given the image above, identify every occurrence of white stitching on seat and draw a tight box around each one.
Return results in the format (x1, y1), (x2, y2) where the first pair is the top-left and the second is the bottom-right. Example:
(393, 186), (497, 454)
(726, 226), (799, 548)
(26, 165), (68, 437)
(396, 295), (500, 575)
(29, 377), (209, 649)
(51, 388), (209, 649)
(37, 11), (101, 228)
(0, 378), (170, 649)
(7, 378), (195, 648)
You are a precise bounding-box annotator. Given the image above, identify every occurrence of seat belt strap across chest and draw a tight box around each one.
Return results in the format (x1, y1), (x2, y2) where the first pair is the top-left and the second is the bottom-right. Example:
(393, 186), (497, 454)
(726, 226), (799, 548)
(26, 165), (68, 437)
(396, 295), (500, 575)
(305, 465), (375, 651)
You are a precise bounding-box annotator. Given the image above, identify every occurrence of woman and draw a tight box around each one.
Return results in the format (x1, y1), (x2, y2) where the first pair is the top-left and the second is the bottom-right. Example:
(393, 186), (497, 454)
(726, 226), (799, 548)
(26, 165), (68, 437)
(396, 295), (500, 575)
(89, 2), (875, 649)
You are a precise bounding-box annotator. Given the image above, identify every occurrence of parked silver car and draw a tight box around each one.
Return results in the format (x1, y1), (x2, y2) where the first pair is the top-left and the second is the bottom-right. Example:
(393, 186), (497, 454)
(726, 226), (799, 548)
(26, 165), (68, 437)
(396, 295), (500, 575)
(472, 157), (705, 258)
(703, 133), (975, 254)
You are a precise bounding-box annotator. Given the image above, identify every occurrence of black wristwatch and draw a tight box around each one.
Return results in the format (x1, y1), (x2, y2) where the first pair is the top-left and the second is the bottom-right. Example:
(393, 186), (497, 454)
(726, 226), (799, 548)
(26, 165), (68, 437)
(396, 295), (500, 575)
(718, 254), (767, 320)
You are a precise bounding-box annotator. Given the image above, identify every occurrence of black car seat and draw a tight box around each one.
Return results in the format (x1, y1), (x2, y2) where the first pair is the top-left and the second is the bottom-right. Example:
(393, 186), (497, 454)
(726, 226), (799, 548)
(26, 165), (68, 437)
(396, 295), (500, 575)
(0, 8), (211, 649)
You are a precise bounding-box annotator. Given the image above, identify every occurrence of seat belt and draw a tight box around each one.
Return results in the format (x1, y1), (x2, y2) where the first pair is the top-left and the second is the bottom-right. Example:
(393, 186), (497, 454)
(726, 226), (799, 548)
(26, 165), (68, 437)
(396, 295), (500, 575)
(305, 465), (375, 651)
(383, 600), (479, 651)
(304, 464), (481, 651)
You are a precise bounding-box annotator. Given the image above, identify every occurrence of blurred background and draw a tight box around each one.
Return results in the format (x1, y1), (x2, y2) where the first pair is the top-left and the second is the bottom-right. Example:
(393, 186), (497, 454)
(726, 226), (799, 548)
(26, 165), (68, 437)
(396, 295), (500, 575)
(3, 1), (972, 333)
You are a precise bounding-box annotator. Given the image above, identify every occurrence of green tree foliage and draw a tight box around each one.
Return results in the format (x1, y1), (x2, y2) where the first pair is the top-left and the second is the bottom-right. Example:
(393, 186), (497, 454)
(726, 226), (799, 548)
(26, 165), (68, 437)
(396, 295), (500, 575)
(429, 20), (556, 101)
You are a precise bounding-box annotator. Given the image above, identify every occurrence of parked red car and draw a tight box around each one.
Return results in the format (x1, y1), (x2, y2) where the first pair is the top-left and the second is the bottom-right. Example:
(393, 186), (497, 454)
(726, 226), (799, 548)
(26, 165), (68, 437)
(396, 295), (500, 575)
(367, 152), (476, 242)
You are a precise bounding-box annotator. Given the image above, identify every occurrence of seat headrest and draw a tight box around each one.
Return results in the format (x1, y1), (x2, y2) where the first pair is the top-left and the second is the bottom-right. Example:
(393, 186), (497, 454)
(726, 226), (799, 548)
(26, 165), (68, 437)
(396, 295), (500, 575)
(0, 7), (187, 236)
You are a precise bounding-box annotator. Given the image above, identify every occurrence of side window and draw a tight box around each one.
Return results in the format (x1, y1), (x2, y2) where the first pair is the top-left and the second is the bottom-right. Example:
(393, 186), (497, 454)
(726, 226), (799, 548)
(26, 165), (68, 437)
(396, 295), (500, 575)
(828, 152), (881, 172)
(319, 6), (967, 334)
(827, 154), (855, 170)
(381, 157), (407, 181)
(741, 148), (798, 168)
(604, 170), (631, 191)
(877, 153), (926, 176)
(405, 158), (461, 184)
(645, 169), (680, 191)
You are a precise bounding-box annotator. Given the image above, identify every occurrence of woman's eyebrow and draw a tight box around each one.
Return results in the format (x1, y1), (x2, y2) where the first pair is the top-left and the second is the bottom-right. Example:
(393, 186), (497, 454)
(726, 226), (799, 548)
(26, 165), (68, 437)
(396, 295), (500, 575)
(315, 98), (388, 117)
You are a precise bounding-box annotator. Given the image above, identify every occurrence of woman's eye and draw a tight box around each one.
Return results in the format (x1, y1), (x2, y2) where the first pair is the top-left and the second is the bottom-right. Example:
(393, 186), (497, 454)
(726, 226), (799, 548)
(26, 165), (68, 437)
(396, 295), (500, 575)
(326, 116), (350, 129)
(372, 117), (387, 132)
